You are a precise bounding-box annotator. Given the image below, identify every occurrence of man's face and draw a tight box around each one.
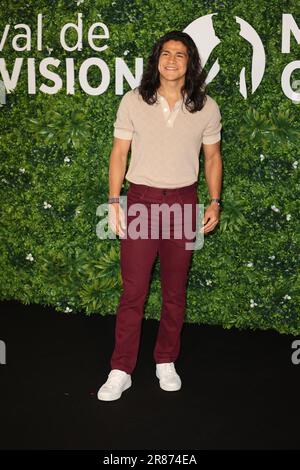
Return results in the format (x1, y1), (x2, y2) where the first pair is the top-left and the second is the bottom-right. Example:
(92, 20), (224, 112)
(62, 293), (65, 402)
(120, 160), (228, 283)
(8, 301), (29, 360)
(158, 40), (189, 83)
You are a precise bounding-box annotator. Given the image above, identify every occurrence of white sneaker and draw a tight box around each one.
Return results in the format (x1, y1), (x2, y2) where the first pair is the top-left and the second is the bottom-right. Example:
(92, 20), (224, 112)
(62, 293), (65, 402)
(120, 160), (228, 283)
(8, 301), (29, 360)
(156, 362), (182, 391)
(97, 369), (132, 401)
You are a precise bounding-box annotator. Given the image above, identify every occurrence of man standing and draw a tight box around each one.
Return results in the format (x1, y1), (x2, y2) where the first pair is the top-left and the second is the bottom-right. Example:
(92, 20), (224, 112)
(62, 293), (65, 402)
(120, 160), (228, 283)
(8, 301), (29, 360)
(98, 30), (222, 401)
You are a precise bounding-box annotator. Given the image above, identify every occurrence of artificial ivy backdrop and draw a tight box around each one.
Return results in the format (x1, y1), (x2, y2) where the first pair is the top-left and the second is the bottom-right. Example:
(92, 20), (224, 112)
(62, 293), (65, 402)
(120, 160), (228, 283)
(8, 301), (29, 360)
(0, 0), (299, 334)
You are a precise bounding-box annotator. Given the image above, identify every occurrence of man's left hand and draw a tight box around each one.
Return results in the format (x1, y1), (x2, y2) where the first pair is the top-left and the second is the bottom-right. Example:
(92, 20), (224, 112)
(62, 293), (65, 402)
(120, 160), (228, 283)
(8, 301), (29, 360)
(200, 203), (220, 234)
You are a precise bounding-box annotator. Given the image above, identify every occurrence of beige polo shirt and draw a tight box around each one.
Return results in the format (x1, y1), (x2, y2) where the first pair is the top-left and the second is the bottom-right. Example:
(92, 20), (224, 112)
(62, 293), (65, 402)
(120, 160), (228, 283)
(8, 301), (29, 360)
(113, 87), (222, 188)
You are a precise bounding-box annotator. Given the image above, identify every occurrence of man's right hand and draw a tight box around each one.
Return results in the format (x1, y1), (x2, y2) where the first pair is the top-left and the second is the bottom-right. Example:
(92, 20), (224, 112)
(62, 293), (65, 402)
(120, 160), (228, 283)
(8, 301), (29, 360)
(108, 202), (126, 237)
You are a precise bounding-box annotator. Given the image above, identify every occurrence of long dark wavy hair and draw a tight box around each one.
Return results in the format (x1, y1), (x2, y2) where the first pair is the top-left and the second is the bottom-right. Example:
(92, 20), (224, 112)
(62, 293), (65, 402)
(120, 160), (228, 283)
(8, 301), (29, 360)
(137, 30), (208, 113)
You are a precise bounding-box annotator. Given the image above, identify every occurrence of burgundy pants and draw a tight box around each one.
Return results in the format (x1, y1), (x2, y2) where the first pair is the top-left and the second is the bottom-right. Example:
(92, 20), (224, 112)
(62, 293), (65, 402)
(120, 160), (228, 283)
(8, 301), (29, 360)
(110, 181), (199, 374)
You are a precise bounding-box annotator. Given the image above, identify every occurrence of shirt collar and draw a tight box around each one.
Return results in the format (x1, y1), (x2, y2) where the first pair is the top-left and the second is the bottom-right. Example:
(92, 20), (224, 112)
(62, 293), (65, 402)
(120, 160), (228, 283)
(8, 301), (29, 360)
(157, 90), (187, 106)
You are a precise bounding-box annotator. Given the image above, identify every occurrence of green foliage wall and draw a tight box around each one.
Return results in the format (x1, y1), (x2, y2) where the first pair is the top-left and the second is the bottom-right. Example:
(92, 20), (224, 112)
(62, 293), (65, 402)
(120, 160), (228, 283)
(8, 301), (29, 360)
(0, 0), (299, 334)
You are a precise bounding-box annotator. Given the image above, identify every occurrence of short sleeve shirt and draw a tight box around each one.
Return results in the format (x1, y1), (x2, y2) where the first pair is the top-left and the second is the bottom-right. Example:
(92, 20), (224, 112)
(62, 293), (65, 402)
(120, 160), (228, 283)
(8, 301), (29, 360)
(113, 87), (222, 188)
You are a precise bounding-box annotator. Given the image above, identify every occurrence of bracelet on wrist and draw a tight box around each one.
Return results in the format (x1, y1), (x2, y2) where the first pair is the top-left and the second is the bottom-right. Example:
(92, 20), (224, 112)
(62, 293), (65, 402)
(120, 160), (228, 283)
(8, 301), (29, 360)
(210, 198), (221, 206)
(108, 197), (120, 204)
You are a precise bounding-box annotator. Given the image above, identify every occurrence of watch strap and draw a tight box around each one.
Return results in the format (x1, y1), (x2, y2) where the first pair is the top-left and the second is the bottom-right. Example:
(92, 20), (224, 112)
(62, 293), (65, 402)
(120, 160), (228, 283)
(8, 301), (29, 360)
(210, 198), (221, 205)
(108, 197), (120, 204)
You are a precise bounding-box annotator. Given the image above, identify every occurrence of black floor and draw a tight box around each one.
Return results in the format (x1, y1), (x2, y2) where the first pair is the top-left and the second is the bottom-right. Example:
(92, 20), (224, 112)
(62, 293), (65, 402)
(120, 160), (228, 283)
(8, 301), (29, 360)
(0, 300), (300, 450)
